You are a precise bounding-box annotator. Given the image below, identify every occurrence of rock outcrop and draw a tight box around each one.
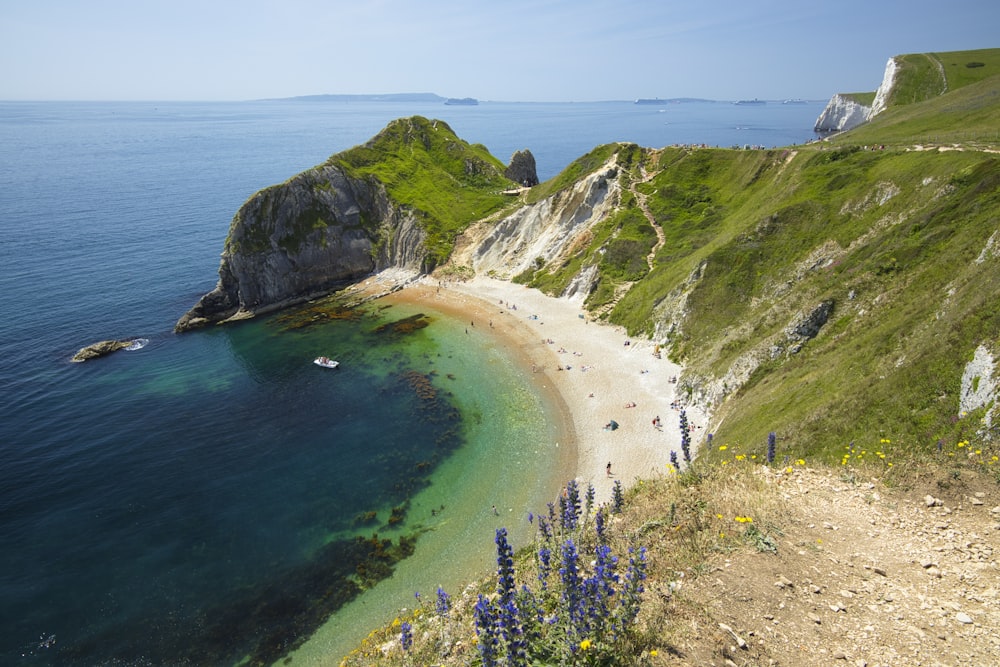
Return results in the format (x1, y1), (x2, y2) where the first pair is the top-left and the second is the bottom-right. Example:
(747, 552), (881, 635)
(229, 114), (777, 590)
(175, 165), (426, 332)
(71, 339), (135, 362)
(869, 57), (900, 118)
(451, 160), (619, 287)
(814, 94), (872, 133)
(505, 149), (539, 187)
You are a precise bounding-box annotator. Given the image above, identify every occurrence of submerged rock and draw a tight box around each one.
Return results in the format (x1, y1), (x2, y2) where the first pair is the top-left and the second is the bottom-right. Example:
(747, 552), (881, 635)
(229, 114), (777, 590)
(71, 339), (134, 362)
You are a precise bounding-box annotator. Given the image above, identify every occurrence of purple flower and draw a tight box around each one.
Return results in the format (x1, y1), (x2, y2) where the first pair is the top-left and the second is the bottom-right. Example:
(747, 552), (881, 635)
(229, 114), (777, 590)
(435, 586), (451, 617)
(495, 528), (516, 605)
(400, 620), (413, 652)
(612, 480), (624, 514)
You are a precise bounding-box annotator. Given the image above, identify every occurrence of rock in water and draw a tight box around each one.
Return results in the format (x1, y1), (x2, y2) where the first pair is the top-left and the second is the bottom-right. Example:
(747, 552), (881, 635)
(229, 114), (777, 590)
(71, 340), (134, 362)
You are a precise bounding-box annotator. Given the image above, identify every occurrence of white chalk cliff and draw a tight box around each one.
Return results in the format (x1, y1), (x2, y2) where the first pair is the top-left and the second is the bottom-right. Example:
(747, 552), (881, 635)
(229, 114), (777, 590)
(814, 57), (899, 133)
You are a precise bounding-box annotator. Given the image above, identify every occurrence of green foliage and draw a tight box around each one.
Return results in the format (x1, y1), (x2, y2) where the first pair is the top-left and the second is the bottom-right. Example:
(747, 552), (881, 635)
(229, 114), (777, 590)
(526, 143), (619, 204)
(332, 116), (518, 265)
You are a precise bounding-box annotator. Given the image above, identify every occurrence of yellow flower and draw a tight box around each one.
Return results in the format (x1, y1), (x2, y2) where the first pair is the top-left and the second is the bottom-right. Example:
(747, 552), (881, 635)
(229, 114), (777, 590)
(580, 639), (592, 651)
(392, 617), (401, 628)
(735, 454), (746, 461)
(716, 513), (723, 519)
(719, 445), (728, 451)
(650, 649), (659, 657)
(796, 458), (806, 466)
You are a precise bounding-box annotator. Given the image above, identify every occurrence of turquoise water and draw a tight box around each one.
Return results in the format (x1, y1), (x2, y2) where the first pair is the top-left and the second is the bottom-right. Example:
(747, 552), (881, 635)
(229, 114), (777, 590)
(0, 99), (824, 665)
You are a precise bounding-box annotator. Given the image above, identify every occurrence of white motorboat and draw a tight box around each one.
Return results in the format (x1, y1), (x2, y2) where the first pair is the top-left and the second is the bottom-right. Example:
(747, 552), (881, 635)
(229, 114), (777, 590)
(313, 357), (339, 369)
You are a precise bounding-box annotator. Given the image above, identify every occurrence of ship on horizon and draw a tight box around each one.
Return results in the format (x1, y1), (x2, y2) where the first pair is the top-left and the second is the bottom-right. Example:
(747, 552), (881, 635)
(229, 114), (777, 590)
(734, 98), (766, 105)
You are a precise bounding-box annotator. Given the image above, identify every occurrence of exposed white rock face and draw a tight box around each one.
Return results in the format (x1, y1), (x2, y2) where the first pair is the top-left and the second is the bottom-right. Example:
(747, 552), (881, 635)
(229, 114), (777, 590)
(814, 94), (872, 133)
(869, 57), (899, 119)
(961, 344), (997, 431)
(452, 161), (620, 287)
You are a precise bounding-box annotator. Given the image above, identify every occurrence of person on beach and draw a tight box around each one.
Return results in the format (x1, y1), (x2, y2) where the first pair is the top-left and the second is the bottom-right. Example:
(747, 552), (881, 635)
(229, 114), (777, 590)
(606, 461), (613, 477)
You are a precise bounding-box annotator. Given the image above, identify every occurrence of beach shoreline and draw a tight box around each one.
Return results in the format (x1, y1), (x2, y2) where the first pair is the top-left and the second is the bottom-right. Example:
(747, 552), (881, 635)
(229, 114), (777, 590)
(375, 274), (706, 504)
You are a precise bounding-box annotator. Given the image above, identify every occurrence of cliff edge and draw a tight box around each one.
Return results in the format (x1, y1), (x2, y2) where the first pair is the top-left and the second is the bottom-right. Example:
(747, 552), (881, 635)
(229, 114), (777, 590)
(176, 117), (518, 332)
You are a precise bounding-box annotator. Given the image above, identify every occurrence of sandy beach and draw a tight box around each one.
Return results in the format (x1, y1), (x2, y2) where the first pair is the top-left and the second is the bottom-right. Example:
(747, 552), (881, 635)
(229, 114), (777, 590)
(374, 274), (706, 504)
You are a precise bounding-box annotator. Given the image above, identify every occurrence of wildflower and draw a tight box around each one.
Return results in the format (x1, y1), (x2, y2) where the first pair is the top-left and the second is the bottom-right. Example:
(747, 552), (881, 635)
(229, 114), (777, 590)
(537, 546), (552, 588)
(680, 410), (692, 463)
(595, 507), (607, 543)
(670, 450), (680, 472)
(719, 444), (728, 451)
(495, 528), (516, 605)
(716, 513), (723, 519)
(735, 454), (746, 461)
(435, 586), (451, 617)
(612, 480), (624, 514)
(400, 621), (413, 652)
(796, 458), (805, 466)
(767, 432), (776, 464)
(579, 639), (592, 651)
(650, 649), (658, 656)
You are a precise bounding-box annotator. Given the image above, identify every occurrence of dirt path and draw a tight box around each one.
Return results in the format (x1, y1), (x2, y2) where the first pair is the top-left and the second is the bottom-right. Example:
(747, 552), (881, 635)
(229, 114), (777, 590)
(670, 467), (1000, 666)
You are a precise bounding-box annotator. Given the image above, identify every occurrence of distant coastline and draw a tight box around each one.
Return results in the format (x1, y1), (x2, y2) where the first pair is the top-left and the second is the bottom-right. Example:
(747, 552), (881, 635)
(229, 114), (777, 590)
(269, 92), (446, 103)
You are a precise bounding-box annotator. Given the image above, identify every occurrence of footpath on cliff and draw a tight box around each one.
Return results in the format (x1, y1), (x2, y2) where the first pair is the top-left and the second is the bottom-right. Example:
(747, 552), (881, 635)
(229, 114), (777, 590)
(650, 462), (1000, 667)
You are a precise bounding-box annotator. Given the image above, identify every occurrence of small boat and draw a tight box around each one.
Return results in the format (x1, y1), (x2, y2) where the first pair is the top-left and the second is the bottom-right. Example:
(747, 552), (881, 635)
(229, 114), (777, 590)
(314, 356), (339, 369)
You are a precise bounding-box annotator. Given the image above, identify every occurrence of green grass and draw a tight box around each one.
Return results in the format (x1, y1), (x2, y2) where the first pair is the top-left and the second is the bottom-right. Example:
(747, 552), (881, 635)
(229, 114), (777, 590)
(332, 116), (518, 265)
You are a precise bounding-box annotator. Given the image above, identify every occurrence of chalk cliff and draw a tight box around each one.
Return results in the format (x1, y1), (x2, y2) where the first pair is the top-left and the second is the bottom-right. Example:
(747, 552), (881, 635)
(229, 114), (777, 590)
(814, 94), (872, 133)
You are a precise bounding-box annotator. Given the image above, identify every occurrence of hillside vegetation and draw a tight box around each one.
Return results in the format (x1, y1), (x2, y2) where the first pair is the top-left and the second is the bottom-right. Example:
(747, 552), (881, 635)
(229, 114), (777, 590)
(332, 49), (1000, 667)
(515, 50), (1000, 467)
(332, 116), (519, 265)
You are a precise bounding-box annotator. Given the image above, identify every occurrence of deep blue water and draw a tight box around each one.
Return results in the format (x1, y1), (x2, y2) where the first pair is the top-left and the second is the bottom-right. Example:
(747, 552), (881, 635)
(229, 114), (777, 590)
(0, 99), (825, 665)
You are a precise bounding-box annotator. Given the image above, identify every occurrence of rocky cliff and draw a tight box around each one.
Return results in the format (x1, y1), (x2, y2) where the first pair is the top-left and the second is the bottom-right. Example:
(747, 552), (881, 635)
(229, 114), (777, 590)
(451, 160), (619, 287)
(814, 93), (872, 133)
(175, 164), (426, 331)
(178, 116), (546, 331)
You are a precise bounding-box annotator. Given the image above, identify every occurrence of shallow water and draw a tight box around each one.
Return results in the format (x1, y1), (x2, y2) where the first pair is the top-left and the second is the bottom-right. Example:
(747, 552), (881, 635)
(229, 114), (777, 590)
(0, 99), (823, 665)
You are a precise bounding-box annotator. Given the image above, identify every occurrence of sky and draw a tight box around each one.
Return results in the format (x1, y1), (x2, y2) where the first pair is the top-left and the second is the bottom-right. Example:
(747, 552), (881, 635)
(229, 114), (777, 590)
(1, 0), (997, 102)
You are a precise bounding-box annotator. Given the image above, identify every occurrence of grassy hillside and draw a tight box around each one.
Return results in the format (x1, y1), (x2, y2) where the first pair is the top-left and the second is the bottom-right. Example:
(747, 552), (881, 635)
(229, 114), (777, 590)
(516, 50), (1000, 465)
(332, 116), (518, 265)
(335, 49), (1000, 667)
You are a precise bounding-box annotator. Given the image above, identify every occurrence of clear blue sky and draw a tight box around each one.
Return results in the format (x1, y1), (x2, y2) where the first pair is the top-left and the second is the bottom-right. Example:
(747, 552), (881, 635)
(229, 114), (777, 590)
(2, 0), (996, 102)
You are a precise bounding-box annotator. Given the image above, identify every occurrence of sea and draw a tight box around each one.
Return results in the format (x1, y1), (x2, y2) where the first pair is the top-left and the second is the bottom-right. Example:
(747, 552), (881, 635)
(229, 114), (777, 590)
(0, 98), (826, 665)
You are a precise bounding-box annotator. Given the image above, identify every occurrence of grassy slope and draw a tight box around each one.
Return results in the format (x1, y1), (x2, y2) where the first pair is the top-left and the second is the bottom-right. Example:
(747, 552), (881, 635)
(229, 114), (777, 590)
(335, 50), (1000, 665)
(518, 49), (1000, 465)
(332, 116), (518, 265)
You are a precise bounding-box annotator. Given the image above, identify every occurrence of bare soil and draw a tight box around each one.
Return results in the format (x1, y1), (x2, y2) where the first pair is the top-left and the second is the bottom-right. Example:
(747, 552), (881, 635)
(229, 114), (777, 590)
(655, 466), (1000, 667)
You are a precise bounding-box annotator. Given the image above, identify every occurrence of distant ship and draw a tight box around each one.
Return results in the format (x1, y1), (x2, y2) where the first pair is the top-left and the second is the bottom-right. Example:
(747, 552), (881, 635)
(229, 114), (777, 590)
(735, 98), (766, 105)
(634, 98), (668, 105)
(444, 97), (478, 106)
(782, 98), (807, 104)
